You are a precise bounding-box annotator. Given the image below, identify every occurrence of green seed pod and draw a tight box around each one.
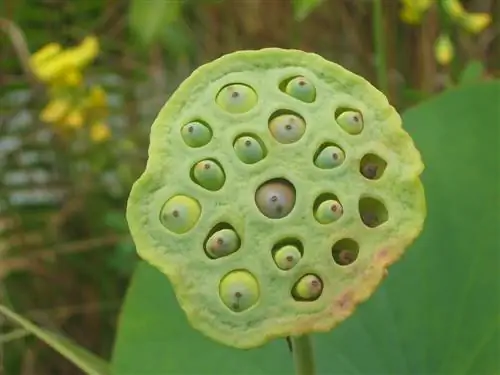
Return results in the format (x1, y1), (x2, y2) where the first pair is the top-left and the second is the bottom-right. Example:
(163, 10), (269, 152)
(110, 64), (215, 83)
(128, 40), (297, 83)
(314, 145), (345, 169)
(314, 199), (343, 224)
(336, 110), (364, 135)
(159, 195), (201, 234)
(181, 121), (212, 147)
(192, 159), (225, 191)
(269, 114), (306, 144)
(292, 274), (323, 301)
(205, 229), (241, 259)
(284, 76), (316, 103)
(273, 245), (302, 270)
(233, 135), (265, 164)
(255, 179), (296, 219)
(219, 270), (260, 312)
(216, 84), (257, 114)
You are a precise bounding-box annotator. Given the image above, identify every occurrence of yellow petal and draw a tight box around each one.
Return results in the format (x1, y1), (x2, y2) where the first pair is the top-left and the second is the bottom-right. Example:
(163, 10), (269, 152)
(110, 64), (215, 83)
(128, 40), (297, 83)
(462, 13), (491, 34)
(65, 110), (84, 129)
(87, 85), (107, 108)
(90, 122), (111, 142)
(40, 99), (70, 123)
(434, 34), (454, 66)
(442, 0), (465, 20)
(400, 6), (423, 24)
(30, 43), (62, 68)
(67, 36), (100, 70)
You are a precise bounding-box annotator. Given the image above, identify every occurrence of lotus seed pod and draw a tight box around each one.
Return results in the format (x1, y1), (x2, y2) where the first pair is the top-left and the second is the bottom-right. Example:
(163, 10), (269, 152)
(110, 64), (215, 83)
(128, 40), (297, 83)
(234, 135), (265, 164)
(336, 110), (364, 135)
(314, 199), (343, 224)
(192, 159), (225, 191)
(159, 195), (201, 234)
(314, 145), (345, 169)
(181, 121), (212, 147)
(255, 179), (296, 219)
(268, 113), (306, 144)
(205, 229), (241, 259)
(292, 274), (323, 301)
(219, 270), (260, 312)
(127, 49), (426, 349)
(273, 245), (302, 270)
(216, 84), (257, 114)
(284, 76), (316, 103)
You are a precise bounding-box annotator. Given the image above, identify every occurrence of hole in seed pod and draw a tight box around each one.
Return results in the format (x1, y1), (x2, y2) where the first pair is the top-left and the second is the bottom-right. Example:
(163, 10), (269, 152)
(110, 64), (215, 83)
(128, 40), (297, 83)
(313, 143), (346, 169)
(255, 178), (296, 219)
(272, 238), (303, 270)
(204, 223), (241, 259)
(233, 134), (267, 164)
(219, 269), (260, 312)
(332, 238), (359, 266)
(360, 154), (387, 180)
(216, 83), (257, 114)
(280, 76), (316, 103)
(159, 195), (201, 234)
(181, 120), (212, 148)
(359, 197), (388, 228)
(292, 274), (323, 301)
(268, 110), (306, 144)
(335, 107), (364, 135)
(313, 193), (343, 224)
(190, 158), (226, 191)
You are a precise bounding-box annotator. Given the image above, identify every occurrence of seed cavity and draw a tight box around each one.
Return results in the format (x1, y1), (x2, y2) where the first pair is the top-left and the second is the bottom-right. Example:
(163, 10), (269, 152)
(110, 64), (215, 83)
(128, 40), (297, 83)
(204, 223), (241, 259)
(255, 178), (296, 219)
(181, 121), (212, 148)
(191, 159), (225, 191)
(314, 143), (345, 169)
(360, 154), (387, 180)
(313, 193), (343, 224)
(335, 108), (364, 135)
(332, 238), (359, 266)
(159, 195), (201, 234)
(292, 274), (323, 301)
(359, 197), (389, 228)
(272, 239), (303, 270)
(233, 134), (267, 164)
(219, 270), (260, 312)
(269, 110), (306, 144)
(216, 84), (257, 114)
(282, 76), (316, 103)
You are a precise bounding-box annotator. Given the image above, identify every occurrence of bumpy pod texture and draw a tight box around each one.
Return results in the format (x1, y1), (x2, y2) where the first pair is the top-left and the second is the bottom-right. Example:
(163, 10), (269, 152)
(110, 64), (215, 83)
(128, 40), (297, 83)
(126, 49), (426, 349)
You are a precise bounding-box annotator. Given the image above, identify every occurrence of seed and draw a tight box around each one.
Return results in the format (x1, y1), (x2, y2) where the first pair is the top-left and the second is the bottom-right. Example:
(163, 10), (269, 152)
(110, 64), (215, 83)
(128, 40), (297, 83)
(314, 199), (343, 224)
(314, 145), (345, 169)
(273, 244), (302, 270)
(269, 113), (306, 144)
(233, 135), (266, 164)
(205, 229), (241, 259)
(159, 195), (201, 234)
(255, 179), (296, 219)
(219, 270), (260, 312)
(181, 121), (212, 147)
(284, 76), (316, 103)
(192, 159), (225, 191)
(216, 84), (257, 114)
(336, 110), (364, 135)
(292, 274), (323, 301)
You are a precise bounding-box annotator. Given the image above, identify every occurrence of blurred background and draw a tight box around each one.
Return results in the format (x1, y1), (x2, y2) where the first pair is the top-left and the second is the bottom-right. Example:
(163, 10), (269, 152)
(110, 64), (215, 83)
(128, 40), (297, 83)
(0, 0), (498, 374)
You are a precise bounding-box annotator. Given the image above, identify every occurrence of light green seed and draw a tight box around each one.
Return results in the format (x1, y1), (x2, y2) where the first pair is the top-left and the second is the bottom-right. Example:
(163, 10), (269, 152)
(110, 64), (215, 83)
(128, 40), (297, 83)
(159, 195), (201, 234)
(273, 245), (301, 270)
(269, 114), (306, 144)
(234, 135), (265, 164)
(219, 270), (260, 312)
(336, 110), (364, 135)
(285, 76), (316, 103)
(314, 199), (343, 224)
(216, 84), (257, 114)
(181, 121), (212, 147)
(205, 229), (241, 259)
(292, 274), (323, 301)
(314, 145), (345, 169)
(255, 180), (296, 219)
(192, 159), (225, 191)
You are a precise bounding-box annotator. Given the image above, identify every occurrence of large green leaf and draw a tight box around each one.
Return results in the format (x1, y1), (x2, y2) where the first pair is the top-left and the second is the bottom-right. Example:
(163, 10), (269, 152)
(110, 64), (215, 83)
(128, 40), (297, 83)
(0, 305), (111, 375)
(111, 81), (500, 374)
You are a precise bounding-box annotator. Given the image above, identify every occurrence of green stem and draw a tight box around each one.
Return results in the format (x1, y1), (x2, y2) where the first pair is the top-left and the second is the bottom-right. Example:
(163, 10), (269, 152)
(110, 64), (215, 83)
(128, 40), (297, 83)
(291, 335), (316, 375)
(372, 0), (388, 93)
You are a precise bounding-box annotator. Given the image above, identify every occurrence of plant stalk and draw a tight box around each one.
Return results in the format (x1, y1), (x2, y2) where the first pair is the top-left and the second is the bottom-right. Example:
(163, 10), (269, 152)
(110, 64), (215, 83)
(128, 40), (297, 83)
(291, 335), (316, 375)
(372, 0), (388, 93)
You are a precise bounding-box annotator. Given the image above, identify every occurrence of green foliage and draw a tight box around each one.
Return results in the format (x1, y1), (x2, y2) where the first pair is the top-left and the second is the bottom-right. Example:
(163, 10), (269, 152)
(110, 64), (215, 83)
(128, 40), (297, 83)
(292, 0), (324, 21)
(111, 81), (500, 374)
(458, 60), (485, 86)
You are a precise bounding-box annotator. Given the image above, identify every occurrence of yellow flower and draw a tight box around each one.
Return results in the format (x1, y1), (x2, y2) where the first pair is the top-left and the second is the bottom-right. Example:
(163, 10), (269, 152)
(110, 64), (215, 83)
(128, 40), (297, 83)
(90, 122), (111, 142)
(461, 13), (491, 34)
(400, 0), (434, 25)
(65, 109), (84, 129)
(434, 34), (454, 66)
(442, 0), (465, 20)
(87, 85), (107, 108)
(40, 99), (70, 123)
(30, 43), (62, 68)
